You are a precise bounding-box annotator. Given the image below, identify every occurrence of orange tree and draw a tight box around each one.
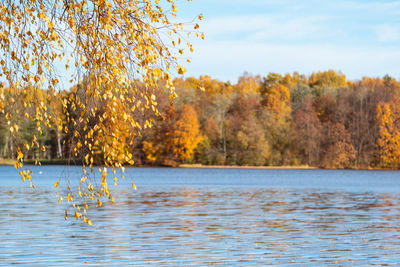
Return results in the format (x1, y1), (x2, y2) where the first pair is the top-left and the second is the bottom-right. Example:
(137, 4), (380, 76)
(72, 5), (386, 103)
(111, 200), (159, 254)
(0, 0), (203, 224)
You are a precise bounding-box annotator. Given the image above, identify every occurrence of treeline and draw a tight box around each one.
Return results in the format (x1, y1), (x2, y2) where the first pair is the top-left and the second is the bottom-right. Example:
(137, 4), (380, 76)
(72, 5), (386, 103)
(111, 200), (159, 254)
(2, 70), (400, 168)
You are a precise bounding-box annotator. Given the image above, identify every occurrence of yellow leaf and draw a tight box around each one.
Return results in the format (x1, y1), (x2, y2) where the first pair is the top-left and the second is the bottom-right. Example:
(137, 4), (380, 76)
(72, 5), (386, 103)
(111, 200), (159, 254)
(17, 149), (23, 161)
(177, 65), (186, 75)
(85, 154), (89, 165)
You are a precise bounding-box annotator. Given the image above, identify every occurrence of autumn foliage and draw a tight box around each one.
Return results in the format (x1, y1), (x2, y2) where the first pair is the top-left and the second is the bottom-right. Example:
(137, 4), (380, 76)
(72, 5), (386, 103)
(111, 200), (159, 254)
(0, 0), (203, 223)
(3, 71), (400, 172)
(376, 97), (400, 167)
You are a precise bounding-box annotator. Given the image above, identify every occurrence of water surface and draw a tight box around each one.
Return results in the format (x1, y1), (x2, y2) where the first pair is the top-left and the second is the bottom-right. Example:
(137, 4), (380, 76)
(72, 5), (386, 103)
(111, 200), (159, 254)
(1, 166), (400, 265)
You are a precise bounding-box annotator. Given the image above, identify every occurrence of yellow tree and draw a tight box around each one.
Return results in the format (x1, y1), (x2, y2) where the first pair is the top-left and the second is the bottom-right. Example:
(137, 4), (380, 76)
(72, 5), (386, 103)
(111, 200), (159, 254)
(235, 73), (261, 95)
(263, 83), (291, 119)
(376, 97), (400, 167)
(173, 104), (202, 161)
(0, 0), (203, 224)
(261, 80), (292, 164)
(309, 70), (347, 94)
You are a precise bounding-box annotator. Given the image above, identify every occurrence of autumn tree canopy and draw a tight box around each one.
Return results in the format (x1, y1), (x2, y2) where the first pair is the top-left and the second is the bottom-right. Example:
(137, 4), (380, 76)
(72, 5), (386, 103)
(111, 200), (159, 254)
(0, 0), (203, 224)
(377, 97), (400, 167)
(3, 71), (400, 175)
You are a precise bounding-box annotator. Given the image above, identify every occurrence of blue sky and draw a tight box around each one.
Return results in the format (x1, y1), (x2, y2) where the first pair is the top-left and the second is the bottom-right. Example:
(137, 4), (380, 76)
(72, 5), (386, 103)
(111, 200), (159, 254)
(176, 0), (400, 82)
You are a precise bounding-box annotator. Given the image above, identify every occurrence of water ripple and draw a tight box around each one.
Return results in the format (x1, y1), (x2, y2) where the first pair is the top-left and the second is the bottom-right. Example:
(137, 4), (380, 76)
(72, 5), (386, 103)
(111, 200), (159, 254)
(1, 168), (400, 265)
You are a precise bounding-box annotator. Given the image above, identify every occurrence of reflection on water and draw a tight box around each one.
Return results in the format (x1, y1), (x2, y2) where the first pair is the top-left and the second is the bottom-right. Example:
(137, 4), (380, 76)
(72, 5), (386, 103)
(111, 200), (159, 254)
(1, 168), (400, 265)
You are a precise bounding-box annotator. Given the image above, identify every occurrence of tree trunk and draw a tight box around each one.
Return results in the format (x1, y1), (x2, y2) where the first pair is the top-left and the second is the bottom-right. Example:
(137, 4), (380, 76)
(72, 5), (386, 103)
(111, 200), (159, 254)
(10, 134), (14, 159)
(4, 135), (8, 158)
(57, 130), (63, 158)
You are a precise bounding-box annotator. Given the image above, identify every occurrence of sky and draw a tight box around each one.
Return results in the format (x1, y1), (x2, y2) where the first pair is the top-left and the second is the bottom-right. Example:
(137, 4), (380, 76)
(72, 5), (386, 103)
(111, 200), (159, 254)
(176, 0), (400, 82)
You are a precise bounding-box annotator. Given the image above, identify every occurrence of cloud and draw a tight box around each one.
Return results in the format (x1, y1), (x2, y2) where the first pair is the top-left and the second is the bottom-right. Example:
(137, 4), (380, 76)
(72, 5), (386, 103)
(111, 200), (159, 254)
(178, 0), (400, 82)
(201, 14), (328, 42)
(247, 16), (327, 42)
(186, 40), (400, 82)
(375, 23), (400, 42)
(335, 1), (400, 14)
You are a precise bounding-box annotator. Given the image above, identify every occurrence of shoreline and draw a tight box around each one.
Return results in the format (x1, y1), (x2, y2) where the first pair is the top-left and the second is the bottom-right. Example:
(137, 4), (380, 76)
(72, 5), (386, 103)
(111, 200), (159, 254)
(178, 164), (317, 170)
(0, 158), (399, 171)
(178, 164), (400, 171)
(0, 159), (17, 166)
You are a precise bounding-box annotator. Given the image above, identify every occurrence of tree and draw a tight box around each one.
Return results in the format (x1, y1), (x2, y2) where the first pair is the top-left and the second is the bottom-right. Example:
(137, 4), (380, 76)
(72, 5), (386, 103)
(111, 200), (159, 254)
(376, 98), (400, 168)
(235, 116), (270, 166)
(223, 89), (266, 165)
(235, 73), (261, 95)
(210, 92), (232, 163)
(195, 118), (220, 164)
(142, 99), (178, 166)
(261, 82), (291, 121)
(321, 122), (356, 168)
(142, 103), (202, 166)
(260, 78), (292, 165)
(172, 105), (202, 161)
(292, 97), (322, 166)
(309, 70), (347, 95)
(0, 0), (203, 224)
(337, 82), (377, 167)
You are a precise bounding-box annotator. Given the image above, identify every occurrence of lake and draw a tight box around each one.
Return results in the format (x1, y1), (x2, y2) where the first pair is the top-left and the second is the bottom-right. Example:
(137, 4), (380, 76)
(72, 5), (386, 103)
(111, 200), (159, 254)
(1, 166), (400, 265)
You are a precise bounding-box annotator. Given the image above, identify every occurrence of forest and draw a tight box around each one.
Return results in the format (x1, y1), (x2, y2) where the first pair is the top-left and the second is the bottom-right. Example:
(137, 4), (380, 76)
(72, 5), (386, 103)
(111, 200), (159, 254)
(1, 70), (400, 169)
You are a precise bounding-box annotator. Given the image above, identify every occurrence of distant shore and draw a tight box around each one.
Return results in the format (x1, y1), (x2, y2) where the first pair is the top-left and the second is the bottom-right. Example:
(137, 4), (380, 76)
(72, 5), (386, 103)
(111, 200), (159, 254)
(178, 164), (317, 169)
(0, 158), (17, 165)
(0, 158), (398, 170)
(178, 164), (399, 170)
(0, 158), (71, 166)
